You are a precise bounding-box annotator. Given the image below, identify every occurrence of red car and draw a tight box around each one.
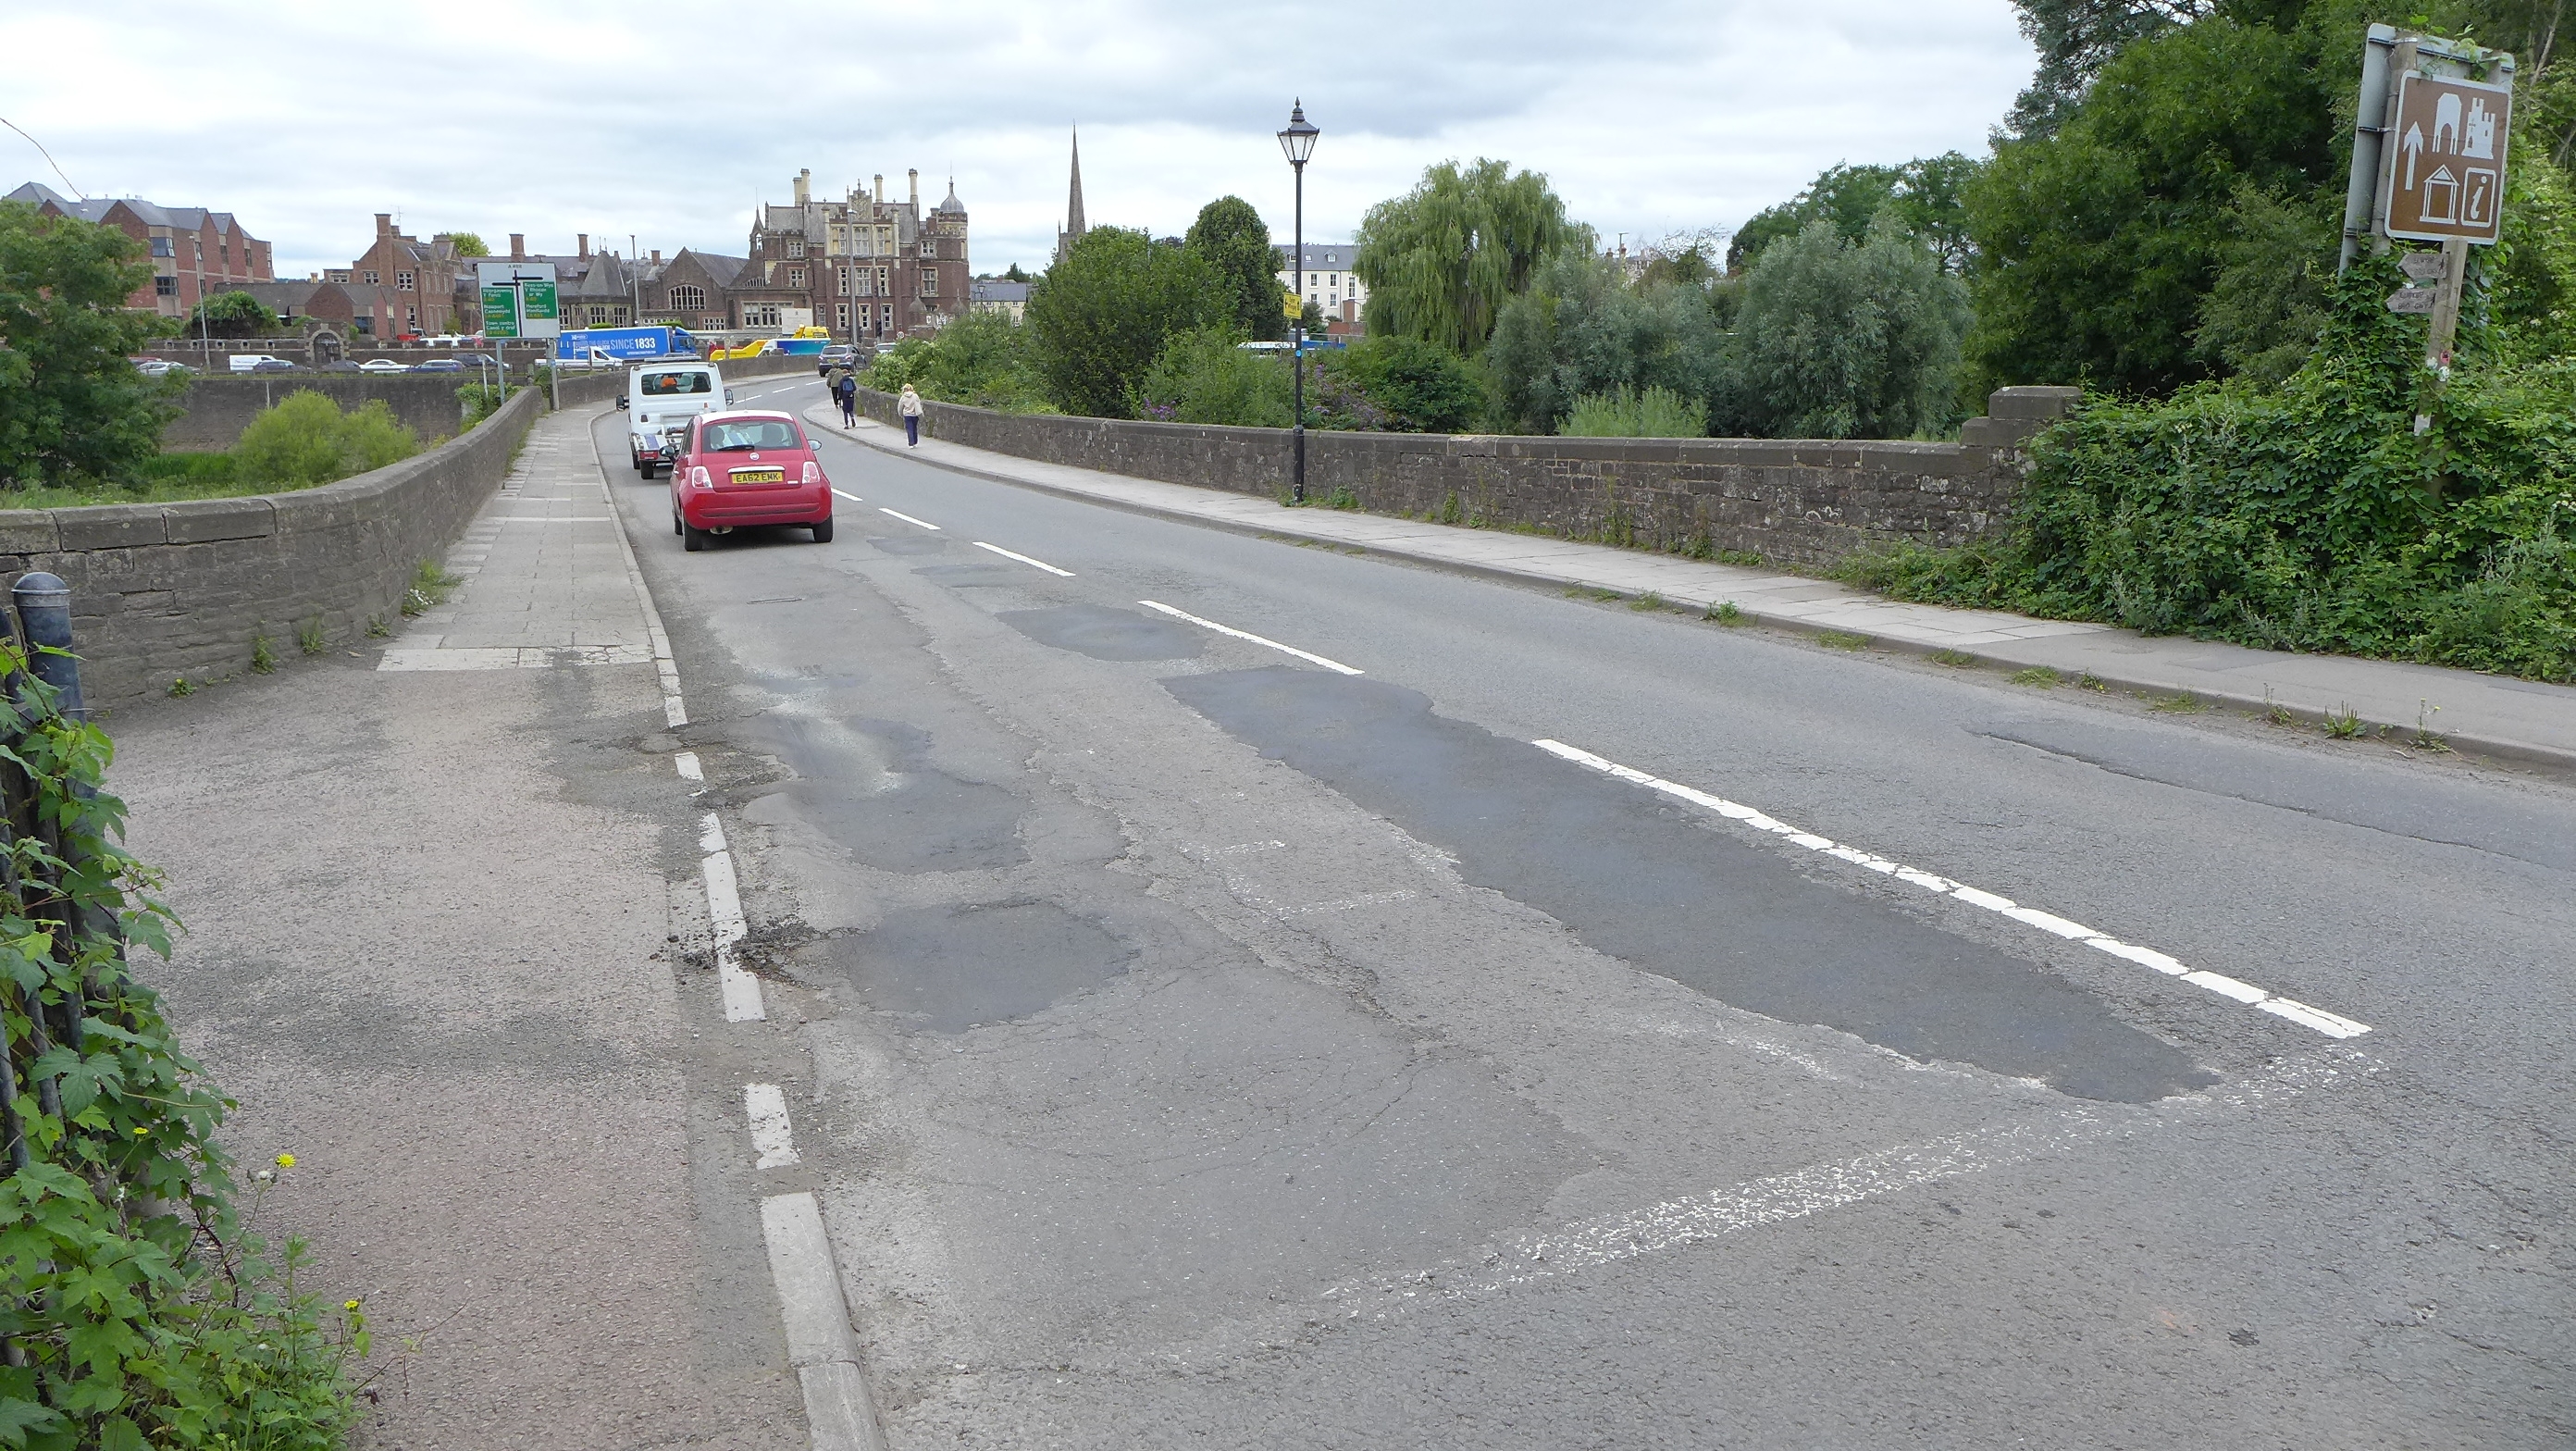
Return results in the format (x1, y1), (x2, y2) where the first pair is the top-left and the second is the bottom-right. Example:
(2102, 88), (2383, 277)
(667, 410), (835, 550)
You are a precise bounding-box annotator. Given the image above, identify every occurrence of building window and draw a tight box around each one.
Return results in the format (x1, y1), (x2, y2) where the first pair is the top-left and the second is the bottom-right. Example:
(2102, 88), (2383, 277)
(876, 267), (889, 294)
(396, 270), (415, 291)
(786, 267), (805, 288)
(786, 236), (805, 258)
(328, 269), (351, 283)
(151, 237), (173, 258)
(155, 275), (177, 296)
(362, 270), (379, 285)
(918, 241), (935, 259)
(743, 303), (782, 329)
(836, 303), (850, 329)
(405, 304), (418, 326)
(220, 242), (230, 266)
(669, 284), (705, 312)
(919, 270), (938, 297)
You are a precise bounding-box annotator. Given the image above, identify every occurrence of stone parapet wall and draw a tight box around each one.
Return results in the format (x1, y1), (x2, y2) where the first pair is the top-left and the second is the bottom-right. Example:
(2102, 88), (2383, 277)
(2, 388), (549, 710)
(858, 386), (2080, 568)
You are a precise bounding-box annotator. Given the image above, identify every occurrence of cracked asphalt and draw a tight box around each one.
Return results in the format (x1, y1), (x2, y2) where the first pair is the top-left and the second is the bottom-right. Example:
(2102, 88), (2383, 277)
(601, 385), (2573, 1448)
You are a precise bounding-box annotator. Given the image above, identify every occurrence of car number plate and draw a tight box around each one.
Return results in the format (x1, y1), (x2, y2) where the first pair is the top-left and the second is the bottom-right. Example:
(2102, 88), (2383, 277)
(732, 468), (785, 484)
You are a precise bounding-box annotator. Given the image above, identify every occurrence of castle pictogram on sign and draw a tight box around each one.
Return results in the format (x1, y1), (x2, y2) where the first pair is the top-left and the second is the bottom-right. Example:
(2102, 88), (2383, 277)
(2385, 72), (2512, 242)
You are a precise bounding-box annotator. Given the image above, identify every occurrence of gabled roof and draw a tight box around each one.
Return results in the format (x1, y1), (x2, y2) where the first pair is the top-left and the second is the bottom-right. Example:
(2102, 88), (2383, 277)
(1276, 242), (1358, 270)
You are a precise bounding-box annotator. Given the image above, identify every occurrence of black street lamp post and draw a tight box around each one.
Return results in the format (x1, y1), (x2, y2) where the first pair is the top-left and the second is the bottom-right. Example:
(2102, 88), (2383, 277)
(1277, 101), (1319, 503)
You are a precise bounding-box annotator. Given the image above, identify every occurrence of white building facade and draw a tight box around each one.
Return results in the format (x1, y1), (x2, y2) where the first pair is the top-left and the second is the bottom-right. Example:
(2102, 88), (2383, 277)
(1275, 242), (1368, 324)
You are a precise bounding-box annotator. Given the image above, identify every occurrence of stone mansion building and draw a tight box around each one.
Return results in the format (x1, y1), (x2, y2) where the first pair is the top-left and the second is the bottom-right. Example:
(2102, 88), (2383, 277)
(633, 168), (970, 343)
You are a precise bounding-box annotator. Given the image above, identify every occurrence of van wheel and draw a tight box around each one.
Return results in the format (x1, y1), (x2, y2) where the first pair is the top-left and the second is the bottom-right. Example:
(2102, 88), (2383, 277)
(811, 518), (835, 543)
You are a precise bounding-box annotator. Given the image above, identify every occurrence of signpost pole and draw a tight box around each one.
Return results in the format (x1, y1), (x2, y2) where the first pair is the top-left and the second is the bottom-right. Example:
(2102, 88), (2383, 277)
(2339, 25), (2398, 272)
(2426, 237), (2471, 373)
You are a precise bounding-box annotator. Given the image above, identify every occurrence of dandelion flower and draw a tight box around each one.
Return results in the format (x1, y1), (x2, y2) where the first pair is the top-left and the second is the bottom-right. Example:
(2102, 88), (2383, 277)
(132, 1126), (148, 1136)
(345, 1299), (361, 1311)
(275, 1153), (296, 1168)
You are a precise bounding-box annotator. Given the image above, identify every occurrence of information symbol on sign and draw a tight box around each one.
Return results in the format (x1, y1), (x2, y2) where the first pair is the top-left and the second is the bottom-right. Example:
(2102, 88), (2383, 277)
(2384, 71), (2513, 243)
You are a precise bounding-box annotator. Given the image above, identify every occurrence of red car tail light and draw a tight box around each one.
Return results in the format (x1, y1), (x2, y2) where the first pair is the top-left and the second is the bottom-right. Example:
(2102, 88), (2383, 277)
(688, 465), (712, 488)
(802, 461), (822, 485)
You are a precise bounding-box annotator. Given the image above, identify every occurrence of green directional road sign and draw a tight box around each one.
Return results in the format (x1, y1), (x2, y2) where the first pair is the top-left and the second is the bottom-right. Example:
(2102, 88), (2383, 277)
(482, 284), (520, 338)
(521, 278), (558, 325)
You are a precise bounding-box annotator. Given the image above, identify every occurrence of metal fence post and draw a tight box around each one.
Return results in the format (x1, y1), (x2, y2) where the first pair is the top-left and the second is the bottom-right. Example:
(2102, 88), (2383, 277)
(12, 573), (84, 722)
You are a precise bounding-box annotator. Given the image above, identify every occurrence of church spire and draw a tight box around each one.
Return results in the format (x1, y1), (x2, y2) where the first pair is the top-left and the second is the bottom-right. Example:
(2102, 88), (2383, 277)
(1057, 126), (1087, 264)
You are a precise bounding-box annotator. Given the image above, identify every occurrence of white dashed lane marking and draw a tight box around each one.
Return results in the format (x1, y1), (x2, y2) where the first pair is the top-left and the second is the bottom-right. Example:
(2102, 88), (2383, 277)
(972, 541), (1075, 577)
(1136, 601), (1363, 676)
(1531, 739), (2372, 1039)
(879, 507), (941, 531)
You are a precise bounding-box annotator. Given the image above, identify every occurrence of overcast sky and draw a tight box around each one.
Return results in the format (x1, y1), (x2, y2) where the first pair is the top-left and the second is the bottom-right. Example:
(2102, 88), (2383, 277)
(6, 0), (2033, 279)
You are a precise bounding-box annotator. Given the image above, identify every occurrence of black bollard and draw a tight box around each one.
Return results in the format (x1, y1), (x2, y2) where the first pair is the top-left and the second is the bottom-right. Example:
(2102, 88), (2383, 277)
(11, 572), (82, 722)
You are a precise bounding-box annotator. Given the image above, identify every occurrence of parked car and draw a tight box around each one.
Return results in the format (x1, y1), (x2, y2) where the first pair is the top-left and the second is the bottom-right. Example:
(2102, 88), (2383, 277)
(130, 357), (190, 378)
(453, 353), (498, 368)
(248, 358), (297, 373)
(621, 360), (728, 477)
(814, 343), (858, 376)
(666, 410), (833, 551)
(228, 353), (290, 374)
(410, 357), (466, 373)
(318, 360), (365, 373)
(357, 358), (409, 374)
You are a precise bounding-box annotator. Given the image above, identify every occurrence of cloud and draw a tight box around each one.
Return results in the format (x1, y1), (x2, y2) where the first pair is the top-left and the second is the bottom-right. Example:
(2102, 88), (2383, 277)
(1, 0), (2033, 278)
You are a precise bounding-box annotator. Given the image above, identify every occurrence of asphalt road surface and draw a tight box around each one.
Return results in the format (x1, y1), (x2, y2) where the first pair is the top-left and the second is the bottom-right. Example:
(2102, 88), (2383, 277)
(596, 383), (2573, 1448)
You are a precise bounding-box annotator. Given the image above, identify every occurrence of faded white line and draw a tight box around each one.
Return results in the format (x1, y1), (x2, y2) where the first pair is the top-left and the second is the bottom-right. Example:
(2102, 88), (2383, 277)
(1328, 1051), (2366, 1318)
(1289, 889), (1418, 914)
(878, 507), (941, 531)
(744, 1084), (800, 1168)
(675, 750), (703, 782)
(700, 811), (728, 856)
(972, 541), (1074, 577)
(700, 829), (763, 1023)
(487, 515), (616, 523)
(1531, 739), (2372, 1039)
(1136, 600), (1362, 676)
(832, 489), (865, 504)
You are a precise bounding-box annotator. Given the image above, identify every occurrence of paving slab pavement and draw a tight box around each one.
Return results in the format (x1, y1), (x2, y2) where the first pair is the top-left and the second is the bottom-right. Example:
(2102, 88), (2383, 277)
(809, 403), (2576, 771)
(109, 406), (815, 1450)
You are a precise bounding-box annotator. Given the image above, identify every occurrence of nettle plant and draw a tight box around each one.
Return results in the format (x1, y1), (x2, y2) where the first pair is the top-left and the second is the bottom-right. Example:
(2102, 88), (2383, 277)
(0, 642), (363, 1450)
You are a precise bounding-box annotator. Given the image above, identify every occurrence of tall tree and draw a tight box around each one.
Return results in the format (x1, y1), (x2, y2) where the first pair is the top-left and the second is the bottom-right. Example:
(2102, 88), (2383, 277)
(0, 201), (180, 488)
(1025, 228), (1231, 418)
(446, 231), (490, 257)
(1964, 14), (2331, 396)
(1728, 155), (1978, 275)
(2003, 0), (2215, 139)
(1354, 159), (1582, 354)
(1727, 217), (1971, 440)
(1485, 253), (1728, 433)
(1185, 196), (1285, 341)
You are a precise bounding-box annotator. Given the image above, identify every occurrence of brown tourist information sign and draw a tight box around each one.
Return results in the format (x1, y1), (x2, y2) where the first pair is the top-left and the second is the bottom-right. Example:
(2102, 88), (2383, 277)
(2382, 71), (2513, 243)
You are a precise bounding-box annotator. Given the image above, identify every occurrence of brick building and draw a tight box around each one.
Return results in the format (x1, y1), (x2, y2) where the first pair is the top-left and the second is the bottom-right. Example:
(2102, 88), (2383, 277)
(6, 181), (273, 318)
(318, 214), (476, 338)
(741, 167), (970, 341)
(638, 249), (747, 332)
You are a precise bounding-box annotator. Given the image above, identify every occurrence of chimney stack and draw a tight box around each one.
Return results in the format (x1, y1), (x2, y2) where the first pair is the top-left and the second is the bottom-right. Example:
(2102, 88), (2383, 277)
(578, 233), (589, 259)
(375, 212), (392, 236)
(909, 169), (920, 207)
(651, 249), (662, 266)
(873, 174), (884, 205)
(795, 168), (811, 205)
(509, 233), (525, 260)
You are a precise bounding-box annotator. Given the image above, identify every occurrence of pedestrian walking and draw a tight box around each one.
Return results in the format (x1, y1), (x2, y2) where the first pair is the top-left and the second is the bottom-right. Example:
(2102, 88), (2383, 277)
(838, 378), (858, 427)
(898, 384), (924, 447)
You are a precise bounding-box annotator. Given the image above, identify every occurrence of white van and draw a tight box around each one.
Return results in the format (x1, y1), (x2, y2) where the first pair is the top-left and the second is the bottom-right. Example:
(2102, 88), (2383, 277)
(619, 361), (728, 477)
(228, 353), (290, 373)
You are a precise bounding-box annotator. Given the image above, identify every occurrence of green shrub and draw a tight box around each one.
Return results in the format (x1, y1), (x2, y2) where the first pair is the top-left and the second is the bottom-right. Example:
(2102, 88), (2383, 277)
(1847, 258), (2576, 683)
(1723, 215), (1968, 440)
(862, 310), (1049, 412)
(1134, 329), (1293, 427)
(231, 391), (419, 489)
(1318, 337), (1486, 432)
(1563, 384), (1705, 438)
(0, 641), (365, 1446)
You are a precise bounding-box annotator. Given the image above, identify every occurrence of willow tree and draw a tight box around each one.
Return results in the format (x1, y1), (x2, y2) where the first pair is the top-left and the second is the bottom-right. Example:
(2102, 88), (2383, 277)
(1353, 159), (1582, 354)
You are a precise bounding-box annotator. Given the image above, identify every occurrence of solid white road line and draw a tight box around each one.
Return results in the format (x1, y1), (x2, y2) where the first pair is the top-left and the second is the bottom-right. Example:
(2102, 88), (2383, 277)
(878, 507), (940, 530)
(1531, 739), (2372, 1039)
(744, 1084), (801, 1168)
(831, 489), (865, 504)
(700, 812), (728, 856)
(972, 541), (1075, 577)
(589, 462), (688, 726)
(760, 1193), (887, 1451)
(1135, 600), (1364, 676)
(675, 750), (703, 782)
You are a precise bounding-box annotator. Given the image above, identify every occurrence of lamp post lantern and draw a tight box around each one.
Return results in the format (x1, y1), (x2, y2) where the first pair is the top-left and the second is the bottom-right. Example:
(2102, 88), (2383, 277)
(1277, 100), (1319, 503)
